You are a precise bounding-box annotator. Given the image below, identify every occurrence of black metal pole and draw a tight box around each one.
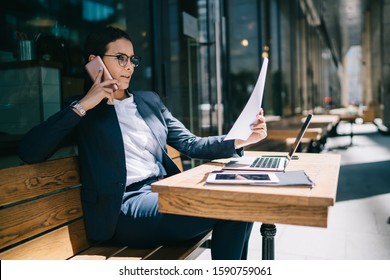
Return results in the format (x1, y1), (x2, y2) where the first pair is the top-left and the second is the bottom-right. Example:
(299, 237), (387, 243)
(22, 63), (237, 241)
(260, 223), (277, 260)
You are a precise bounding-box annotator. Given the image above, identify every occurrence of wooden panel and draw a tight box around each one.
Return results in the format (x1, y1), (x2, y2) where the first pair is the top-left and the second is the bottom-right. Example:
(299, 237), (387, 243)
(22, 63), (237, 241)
(267, 128), (323, 140)
(72, 244), (163, 260)
(75, 234), (211, 260)
(0, 188), (83, 250)
(266, 115), (336, 136)
(0, 157), (80, 207)
(108, 246), (162, 260)
(145, 232), (211, 260)
(71, 245), (130, 260)
(172, 158), (183, 172)
(0, 219), (90, 260)
(306, 115), (340, 126)
(167, 145), (180, 158)
(362, 110), (375, 123)
(167, 145), (183, 172)
(157, 193), (329, 227)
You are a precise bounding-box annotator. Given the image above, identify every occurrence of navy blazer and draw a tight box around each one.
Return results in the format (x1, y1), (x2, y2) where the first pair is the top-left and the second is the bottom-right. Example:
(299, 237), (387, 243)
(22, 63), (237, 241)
(18, 91), (242, 241)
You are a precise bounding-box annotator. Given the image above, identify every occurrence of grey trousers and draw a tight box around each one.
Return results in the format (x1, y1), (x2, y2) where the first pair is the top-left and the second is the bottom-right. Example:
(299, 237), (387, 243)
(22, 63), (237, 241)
(110, 177), (253, 260)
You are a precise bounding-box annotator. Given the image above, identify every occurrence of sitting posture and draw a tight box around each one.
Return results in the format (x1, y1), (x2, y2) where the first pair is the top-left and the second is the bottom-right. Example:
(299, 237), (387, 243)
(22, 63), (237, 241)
(18, 26), (267, 260)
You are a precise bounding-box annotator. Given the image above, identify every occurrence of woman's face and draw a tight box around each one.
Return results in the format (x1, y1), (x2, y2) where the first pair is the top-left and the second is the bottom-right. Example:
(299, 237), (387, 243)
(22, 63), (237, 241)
(102, 38), (135, 92)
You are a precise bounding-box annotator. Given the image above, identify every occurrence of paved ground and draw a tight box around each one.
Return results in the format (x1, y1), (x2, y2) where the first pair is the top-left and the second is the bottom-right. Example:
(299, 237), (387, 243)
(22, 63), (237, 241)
(196, 121), (390, 260)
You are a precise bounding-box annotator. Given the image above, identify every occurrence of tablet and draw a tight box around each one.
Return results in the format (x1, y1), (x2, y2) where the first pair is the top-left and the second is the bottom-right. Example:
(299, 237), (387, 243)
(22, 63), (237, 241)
(206, 172), (279, 185)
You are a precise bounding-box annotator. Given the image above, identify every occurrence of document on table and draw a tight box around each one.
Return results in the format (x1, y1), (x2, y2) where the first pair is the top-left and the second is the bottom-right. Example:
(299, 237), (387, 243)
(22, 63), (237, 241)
(205, 170), (314, 188)
(224, 57), (269, 141)
(274, 170), (315, 187)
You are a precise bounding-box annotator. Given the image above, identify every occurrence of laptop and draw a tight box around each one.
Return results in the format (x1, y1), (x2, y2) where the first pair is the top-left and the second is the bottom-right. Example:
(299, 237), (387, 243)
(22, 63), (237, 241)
(222, 113), (313, 172)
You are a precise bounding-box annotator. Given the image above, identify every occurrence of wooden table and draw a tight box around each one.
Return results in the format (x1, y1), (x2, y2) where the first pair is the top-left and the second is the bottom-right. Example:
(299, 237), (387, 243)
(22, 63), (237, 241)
(152, 151), (341, 259)
(265, 114), (340, 149)
(328, 109), (360, 146)
(267, 128), (323, 141)
(306, 114), (340, 126)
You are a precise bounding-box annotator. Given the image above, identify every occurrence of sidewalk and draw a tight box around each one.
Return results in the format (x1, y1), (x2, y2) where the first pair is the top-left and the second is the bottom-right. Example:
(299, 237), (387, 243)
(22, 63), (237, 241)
(197, 121), (390, 260)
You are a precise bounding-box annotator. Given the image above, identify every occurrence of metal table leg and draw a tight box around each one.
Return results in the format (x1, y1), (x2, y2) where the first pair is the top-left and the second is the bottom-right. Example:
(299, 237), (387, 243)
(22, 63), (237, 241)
(260, 223), (277, 260)
(349, 120), (354, 146)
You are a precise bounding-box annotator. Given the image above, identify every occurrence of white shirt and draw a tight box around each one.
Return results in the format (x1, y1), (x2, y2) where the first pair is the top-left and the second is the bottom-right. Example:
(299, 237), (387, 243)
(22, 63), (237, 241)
(112, 94), (162, 186)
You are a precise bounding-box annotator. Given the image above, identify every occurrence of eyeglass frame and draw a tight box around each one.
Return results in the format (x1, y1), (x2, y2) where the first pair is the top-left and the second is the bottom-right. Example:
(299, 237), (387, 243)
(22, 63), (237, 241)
(103, 53), (141, 68)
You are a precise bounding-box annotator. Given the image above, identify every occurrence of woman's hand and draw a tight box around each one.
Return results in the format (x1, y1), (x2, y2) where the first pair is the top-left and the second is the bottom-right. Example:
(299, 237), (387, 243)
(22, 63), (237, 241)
(234, 111), (267, 149)
(78, 68), (119, 111)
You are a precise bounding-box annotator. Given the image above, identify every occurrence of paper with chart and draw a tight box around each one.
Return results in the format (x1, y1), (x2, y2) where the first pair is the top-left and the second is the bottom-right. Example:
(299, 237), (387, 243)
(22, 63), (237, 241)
(224, 57), (269, 140)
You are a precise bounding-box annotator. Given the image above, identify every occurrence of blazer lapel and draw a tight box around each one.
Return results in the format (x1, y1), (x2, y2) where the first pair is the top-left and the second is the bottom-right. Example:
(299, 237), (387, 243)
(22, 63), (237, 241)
(133, 93), (167, 152)
(132, 92), (181, 176)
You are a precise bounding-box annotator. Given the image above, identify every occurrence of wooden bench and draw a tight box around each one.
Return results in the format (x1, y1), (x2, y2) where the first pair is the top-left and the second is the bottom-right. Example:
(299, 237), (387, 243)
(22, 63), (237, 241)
(247, 115), (328, 153)
(0, 147), (211, 260)
(262, 114), (340, 153)
(267, 128), (323, 141)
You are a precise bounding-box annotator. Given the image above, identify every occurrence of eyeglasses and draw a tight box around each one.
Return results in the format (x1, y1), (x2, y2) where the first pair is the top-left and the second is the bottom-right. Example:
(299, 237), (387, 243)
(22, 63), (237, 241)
(103, 54), (141, 68)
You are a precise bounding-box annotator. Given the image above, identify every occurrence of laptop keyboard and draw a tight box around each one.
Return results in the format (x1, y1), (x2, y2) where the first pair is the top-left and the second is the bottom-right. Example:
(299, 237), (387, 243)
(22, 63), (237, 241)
(250, 157), (281, 168)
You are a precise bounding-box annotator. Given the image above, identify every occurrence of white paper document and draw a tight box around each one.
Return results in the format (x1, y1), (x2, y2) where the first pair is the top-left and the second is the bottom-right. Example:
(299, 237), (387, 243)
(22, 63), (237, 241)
(224, 57), (269, 140)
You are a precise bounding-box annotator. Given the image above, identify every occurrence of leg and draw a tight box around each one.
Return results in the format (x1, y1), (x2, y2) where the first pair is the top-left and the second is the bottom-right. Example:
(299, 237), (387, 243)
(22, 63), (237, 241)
(260, 223), (277, 260)
(349, 121), (354, 146)
(111, 183), (253, 260)
(211, 220), (253, 260)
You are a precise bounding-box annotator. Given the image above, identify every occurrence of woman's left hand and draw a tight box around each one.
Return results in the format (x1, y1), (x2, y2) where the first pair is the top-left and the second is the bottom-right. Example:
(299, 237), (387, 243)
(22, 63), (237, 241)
(234, 112), (267, 149)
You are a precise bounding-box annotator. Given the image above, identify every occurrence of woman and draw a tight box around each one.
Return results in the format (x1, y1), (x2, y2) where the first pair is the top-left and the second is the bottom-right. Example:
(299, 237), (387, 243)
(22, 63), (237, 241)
(18, 26), (267, 260)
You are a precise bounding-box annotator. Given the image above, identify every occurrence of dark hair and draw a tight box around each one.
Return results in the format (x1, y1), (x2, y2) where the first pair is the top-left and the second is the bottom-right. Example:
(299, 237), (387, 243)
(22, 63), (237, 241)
(83, 26), (133, 92)
(83, 26), (133, 62)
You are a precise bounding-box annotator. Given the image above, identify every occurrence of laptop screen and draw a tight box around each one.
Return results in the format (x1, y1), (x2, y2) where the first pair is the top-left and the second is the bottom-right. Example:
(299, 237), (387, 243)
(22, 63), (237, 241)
(287, 114), (313, 158)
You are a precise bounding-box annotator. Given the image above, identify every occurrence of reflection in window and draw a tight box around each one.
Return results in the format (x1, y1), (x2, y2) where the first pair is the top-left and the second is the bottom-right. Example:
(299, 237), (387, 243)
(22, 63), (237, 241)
(0, 0), (136, 169)
(83, 0), (115, 22)
(225, 0), (259, 130)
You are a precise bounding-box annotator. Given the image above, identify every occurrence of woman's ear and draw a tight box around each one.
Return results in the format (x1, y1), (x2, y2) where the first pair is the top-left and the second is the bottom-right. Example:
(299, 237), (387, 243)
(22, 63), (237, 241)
(88, 54), (96, 62)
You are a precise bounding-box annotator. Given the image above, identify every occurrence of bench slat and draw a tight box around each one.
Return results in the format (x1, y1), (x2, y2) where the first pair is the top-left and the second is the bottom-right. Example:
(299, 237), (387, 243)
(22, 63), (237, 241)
(267, 128), (323, 141)
(70, 244), (131, 260)
(167, 145), (183, 172)
(145, 232), (211, 260)
(0, 219), (90, 260)
(0, 157), (80, 207)
(107, 246), (162, 260)
(0, 187), (83, 250)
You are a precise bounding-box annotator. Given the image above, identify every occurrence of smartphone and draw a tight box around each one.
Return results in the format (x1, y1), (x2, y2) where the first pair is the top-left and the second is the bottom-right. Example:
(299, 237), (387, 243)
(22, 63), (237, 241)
(85, 56), (118, 92)
(206, 172), (279, 185)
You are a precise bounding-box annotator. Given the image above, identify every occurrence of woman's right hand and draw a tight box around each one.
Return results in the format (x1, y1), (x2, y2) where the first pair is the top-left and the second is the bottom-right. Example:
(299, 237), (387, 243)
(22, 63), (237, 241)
(78, 68), (119, 111)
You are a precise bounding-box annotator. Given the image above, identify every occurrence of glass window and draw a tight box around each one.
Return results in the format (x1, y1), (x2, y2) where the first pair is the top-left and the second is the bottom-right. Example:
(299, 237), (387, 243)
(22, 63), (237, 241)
(225, 0), (260, 129)
(0, 0), (152, 168)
